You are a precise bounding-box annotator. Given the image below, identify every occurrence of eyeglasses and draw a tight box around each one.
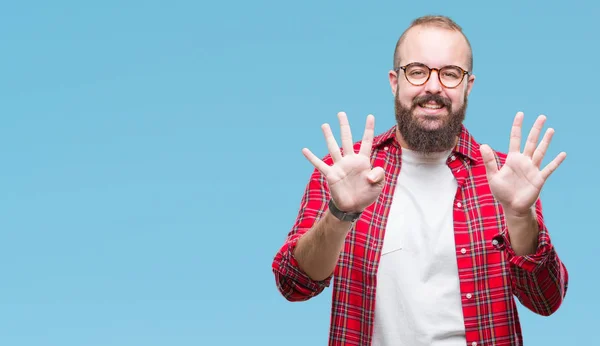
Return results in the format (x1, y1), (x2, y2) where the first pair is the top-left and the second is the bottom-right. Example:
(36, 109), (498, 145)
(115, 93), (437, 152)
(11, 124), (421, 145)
(395, 62), (470, 89)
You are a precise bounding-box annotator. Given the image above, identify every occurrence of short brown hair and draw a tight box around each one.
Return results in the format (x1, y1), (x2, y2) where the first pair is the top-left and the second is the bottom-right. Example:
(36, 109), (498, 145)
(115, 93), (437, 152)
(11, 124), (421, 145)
(393, 15), (473, 71)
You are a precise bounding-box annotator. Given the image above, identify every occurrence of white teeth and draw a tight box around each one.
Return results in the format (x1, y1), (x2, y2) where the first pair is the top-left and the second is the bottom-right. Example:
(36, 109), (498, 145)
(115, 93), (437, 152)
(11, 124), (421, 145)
(421, 104), (442, 109)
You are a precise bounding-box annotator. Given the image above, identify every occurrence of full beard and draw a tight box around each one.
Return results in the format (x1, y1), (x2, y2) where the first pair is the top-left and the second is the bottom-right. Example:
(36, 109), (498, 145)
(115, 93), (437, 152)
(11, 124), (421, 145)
(394, 89), (467, 153)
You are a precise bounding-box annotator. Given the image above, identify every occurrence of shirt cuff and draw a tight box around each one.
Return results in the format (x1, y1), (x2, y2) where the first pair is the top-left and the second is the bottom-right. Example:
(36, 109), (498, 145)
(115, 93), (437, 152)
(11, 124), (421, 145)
(492, 221), (554, 274)
(278, 235), (332, 292)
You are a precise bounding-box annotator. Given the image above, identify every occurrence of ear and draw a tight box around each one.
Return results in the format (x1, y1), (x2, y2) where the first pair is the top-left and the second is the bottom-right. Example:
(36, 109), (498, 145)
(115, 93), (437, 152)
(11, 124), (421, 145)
(389, 69), (399, 95)
(465, 74), (476, 97)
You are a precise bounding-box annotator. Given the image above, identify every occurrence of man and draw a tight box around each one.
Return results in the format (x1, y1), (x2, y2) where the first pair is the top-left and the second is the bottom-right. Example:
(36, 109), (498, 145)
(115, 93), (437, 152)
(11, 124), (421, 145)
(272, 15), (568, 346)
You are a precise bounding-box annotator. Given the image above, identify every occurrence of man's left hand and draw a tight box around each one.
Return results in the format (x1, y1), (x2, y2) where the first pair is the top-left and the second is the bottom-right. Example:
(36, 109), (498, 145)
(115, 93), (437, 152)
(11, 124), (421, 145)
(480, 112), (567, 217)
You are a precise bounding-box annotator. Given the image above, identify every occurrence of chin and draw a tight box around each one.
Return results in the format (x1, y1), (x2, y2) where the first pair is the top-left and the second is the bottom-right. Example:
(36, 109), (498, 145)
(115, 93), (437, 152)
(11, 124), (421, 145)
(418, 122), (446, 132)
(414, 114), (448, 129)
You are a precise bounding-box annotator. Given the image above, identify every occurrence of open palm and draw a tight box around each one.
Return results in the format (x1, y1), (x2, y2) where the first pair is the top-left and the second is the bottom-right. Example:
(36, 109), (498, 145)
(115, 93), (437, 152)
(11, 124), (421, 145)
(301, 112), (386, 213)
(480, 112), (567, 215)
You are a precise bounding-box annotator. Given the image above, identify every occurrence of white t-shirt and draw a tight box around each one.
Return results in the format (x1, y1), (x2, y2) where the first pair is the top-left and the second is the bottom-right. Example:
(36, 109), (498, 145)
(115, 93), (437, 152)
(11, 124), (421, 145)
(371, 147), (466, 346)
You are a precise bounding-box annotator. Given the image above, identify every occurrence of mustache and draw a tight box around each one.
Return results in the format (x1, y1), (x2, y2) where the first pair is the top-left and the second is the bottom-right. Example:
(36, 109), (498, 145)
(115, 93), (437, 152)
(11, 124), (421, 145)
(412, 94), (452, 109)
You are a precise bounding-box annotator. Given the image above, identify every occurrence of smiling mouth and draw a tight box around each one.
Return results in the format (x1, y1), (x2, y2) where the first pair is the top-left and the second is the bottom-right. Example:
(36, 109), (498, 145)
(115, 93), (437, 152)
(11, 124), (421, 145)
(417, 103), (447, 117)
(419, 102), (444, 110)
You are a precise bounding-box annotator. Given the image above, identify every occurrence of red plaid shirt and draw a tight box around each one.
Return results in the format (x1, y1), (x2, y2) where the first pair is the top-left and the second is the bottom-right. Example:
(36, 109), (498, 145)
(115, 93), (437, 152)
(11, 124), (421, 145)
(272, 125), (568, 346)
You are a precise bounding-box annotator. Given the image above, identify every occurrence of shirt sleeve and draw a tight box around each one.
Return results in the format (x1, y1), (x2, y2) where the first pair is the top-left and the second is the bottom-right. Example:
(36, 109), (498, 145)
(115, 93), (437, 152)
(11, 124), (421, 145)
(492, 198), (569, 316)
(272, 166), (333, 301)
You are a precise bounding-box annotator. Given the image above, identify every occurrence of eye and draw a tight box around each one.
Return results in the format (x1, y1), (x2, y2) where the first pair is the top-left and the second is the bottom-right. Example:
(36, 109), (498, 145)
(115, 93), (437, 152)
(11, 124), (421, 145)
(443, 71), (459, 78)
(407, 66), (428, 77)
(441, 67), (462, 79)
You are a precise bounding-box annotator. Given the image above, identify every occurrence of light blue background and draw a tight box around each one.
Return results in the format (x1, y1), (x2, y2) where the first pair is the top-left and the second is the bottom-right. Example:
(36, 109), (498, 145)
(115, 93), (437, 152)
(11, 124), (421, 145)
(0, 1), (597, 345)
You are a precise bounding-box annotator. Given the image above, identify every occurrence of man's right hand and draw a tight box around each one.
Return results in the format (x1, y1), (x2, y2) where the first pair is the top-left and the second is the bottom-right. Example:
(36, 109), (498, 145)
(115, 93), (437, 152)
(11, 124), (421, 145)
(302, 112), (386, 214)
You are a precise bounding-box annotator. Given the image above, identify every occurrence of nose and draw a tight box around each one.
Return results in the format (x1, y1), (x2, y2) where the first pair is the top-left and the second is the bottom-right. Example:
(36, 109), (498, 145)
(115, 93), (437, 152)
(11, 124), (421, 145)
(424, 70), (443, 94)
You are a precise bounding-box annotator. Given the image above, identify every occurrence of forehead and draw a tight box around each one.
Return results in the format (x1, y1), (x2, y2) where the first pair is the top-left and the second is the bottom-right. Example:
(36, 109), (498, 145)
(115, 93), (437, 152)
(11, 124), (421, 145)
(399, 26), (470, 69)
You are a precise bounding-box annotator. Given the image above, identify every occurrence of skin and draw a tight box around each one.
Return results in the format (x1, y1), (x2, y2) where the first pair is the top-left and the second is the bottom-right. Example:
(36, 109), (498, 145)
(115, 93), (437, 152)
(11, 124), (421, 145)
(294, 25), (566, 281)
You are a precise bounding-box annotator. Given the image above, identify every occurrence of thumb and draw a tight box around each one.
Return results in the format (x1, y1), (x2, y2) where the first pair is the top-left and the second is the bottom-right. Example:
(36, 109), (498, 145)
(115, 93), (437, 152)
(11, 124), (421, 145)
(367, 166), (385, 184)
(480, 144), (498, 178)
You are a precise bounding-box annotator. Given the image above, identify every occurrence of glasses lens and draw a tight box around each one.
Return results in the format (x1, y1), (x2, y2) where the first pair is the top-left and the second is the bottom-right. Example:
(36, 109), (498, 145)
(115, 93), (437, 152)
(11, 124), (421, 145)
(439, 66), (463, 88)
(404, 64), (430, 85)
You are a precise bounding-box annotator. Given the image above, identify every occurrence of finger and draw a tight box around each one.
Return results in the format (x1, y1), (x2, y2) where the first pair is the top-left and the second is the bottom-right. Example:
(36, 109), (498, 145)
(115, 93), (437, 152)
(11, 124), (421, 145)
(321, 123), (343, 162)
(367, 166), (385, 184)
(523, 115), (547, 158)
(480, 144), (499, 179)
(302, 148), (331, 175)
(509, 112), (524, 153)
(338, 112), (355, 155)
(540, 151), (567, 182)
(359, 114), (375, 157)
(532, 128), (555, 168)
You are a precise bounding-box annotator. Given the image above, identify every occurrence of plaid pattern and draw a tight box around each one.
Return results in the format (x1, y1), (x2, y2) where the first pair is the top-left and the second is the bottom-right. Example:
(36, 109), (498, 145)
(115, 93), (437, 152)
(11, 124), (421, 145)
(272, 125), (568, 346)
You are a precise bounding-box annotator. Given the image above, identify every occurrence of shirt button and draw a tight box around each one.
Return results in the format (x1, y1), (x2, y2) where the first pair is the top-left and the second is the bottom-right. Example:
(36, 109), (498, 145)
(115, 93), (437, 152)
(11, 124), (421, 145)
(492, 239), (499, 246)
(466, 293), (473, 299)
(450, 155), (455, 160)
(456, 202), (462, 208)
(461, 248), (466, 254)
(472, 342), (477, 346)
(384, 146), (389, 151)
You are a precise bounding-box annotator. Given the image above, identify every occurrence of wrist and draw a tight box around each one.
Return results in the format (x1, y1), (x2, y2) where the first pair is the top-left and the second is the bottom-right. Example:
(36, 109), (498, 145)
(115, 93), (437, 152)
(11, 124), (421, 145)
(503, 205), (539, 256)
(328, 199), (363, 223)
(503, 204), (536, 220)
